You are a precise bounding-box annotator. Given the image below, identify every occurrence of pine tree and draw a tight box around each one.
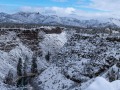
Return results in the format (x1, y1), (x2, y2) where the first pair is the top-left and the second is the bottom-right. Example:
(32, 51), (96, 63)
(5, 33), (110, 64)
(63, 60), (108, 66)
(17, 58), (23, 87)
(23, 56), (28, 76)
(45, 51), (50, 61)
(31, 56), (38, 74)
(23, 56), (29, 86)
(108, 68), (116, 82)
(17, 58), (23, 76)
(4, 70), (14, 85)
(23, 61), (27, 76)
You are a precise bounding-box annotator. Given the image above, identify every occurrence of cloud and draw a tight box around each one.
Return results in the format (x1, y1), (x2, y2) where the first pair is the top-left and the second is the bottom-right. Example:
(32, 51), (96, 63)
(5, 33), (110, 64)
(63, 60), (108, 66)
(89, 0), (120, 12)
(20, 6), (118, 18)
(73, 0), (120, 18)
(50, 7), (75, 15)
(20, 6), (75, 16)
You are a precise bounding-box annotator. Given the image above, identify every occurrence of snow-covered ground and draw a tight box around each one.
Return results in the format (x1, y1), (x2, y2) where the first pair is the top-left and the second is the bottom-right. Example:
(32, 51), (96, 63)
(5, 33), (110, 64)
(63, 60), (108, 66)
(33, 65), (74, 90)
(40, 31), (67, 54)
(0, 26), (120, 90)
(86, 77), (120, 90)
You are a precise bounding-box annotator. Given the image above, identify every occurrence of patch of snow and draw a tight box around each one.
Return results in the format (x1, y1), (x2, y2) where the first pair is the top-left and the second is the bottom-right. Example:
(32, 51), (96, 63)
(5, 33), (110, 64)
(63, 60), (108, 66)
(40, 31), (67, 54)
(86, 77), (120, 90)
(111, 19), (120, 27)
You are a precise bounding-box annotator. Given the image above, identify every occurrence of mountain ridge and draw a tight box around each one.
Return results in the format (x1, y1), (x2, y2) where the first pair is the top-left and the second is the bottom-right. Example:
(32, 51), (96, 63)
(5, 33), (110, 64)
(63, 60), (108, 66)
(0, 12), (119, 28)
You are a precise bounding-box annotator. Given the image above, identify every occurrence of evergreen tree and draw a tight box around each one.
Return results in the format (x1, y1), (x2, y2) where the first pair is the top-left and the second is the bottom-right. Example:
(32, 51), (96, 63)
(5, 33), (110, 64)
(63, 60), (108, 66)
(116, 59), (120, 68)
(23, 56), (29, 86)
(17, 58), (23, 76)
(107, 68), (117, 82)
(4, 70), (14, 85)
(17, 58), (23, 87)
(23, 61), (27, 76)
(45, 51), (50, 61)
(31, 56), (38, 74)
(23, 56), (28, 76)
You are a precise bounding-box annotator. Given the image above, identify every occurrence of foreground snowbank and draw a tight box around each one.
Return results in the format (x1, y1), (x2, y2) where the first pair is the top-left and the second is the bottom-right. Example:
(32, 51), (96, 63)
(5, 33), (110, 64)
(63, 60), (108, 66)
(86, 77), (120, 90)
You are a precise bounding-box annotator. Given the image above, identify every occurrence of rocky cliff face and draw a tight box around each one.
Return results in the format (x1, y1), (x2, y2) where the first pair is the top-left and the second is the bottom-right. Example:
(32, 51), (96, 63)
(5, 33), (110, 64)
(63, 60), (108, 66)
(0, 27), (63, 52)
(0, 26), (65, 89)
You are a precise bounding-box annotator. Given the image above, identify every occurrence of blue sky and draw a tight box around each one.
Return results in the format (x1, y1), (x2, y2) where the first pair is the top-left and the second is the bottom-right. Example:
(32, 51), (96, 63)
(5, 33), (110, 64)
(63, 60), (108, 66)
(0, 0), (95, 12)
(0, 0), (120, 17)
(0, 0), (89, 7)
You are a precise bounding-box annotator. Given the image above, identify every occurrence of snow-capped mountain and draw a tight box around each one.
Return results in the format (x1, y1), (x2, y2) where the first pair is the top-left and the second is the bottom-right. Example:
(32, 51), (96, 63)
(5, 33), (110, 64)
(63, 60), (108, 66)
(0, 12), (120, 27)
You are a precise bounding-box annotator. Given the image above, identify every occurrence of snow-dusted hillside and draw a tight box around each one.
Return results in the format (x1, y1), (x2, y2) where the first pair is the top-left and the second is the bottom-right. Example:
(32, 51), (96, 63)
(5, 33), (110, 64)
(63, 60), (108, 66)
(40, 31), (67, 54)
(0, 26), (120, 90)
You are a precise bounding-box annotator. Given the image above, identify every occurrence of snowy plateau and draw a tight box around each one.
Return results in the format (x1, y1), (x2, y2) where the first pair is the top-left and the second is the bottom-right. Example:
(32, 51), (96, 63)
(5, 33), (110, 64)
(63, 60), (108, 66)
(0, 12), (120, 90)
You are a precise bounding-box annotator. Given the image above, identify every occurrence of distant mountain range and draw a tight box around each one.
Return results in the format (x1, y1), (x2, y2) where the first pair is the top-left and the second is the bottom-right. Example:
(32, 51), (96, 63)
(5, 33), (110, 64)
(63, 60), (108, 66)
(0, 12), (120, 27)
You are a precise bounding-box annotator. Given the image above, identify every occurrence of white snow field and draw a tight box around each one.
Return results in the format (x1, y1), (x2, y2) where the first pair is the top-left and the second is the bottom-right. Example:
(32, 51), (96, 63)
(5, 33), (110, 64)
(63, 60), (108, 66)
(86, 77), (120, 90)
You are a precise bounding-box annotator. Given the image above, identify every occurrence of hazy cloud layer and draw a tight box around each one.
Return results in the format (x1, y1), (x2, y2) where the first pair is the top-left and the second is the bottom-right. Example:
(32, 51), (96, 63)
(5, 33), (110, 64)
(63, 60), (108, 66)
(20, 6), (75, 16)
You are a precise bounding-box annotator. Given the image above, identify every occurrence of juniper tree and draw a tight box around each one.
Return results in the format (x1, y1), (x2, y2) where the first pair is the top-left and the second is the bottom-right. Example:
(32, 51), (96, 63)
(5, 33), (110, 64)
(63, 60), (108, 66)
(23, 56), (28, 76)
(17, 58), (23, 76)
(23, 56), (30, 86)
(45, 51), (50, 61)
(31, 56), (38, 74)
(17, 58), (24, 87)
(107, 68), (118, 82)
(4, 70), (14, 85)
